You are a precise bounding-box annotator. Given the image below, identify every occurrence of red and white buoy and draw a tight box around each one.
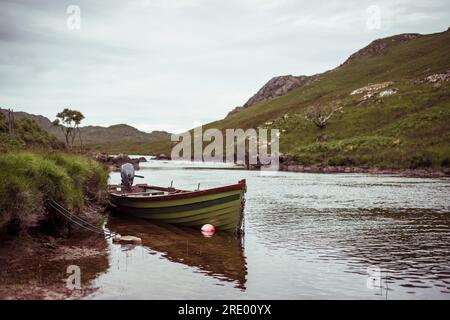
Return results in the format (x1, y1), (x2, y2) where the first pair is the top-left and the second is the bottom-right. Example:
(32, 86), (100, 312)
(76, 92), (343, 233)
(201, 224), (215, 237)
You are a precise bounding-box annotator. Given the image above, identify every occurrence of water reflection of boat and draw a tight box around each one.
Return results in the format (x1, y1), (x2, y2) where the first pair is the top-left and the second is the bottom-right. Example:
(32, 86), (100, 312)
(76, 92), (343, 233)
(106, 215), (247, 289)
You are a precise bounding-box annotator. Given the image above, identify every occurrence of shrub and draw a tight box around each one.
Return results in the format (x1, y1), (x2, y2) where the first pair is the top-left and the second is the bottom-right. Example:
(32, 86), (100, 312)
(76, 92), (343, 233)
(441, 157), (450, 167)
(15, 118), (63, 150)
(0, 116), (63, 152)
(327, 156), (355, 166)
(0, 133), (24, 153)
(409, 152), (433, 168)
(0, 112), (8, 133)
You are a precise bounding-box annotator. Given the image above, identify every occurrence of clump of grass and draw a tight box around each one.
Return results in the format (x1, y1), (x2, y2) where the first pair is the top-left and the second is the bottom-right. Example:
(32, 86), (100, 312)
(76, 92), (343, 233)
(0, 152), (108, 230)
(46, 153), (108, 203)
(298, 135), (394, 154)
(292, 135), (394, 165)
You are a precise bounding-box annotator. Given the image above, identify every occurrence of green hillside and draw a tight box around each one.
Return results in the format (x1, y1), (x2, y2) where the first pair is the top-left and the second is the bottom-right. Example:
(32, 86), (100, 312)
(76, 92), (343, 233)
(0, 112), (63, 152)
(142, 29), (450, 169)
(74, 125), (171, 148)
(0, 108), (171, 152)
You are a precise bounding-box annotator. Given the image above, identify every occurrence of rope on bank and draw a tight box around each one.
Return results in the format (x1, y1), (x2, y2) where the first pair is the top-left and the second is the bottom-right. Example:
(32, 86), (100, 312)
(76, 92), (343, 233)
(48, 199), (116, 238)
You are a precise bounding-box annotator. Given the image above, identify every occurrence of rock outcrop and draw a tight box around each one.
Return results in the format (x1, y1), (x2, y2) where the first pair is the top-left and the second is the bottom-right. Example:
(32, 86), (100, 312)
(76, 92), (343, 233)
(342, 33), (420, 65)
(93, 153), (143, 171)
(415, 69), (450, 84)
(243, 75), (309, 108)
(350, 81), (398, 103)
(226, 106), (244, 117)
(350, 81), (394, 95)
(154, 153), (170, 160)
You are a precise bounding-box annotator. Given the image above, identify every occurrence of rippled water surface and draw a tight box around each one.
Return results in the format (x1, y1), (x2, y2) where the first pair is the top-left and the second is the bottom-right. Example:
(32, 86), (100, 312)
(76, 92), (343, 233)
(87, 160), (450, 299)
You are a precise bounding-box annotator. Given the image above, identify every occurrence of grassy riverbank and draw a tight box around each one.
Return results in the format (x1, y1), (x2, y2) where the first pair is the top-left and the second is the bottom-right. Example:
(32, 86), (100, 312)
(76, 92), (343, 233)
(0, 152), (108, 232)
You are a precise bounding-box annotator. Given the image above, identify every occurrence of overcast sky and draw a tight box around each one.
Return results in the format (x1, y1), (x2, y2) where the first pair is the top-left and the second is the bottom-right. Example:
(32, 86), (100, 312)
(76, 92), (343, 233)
(1, 0), (449, 133)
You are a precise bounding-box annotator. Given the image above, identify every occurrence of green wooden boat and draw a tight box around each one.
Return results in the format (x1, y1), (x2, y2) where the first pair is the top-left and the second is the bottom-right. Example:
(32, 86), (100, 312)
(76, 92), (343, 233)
(108, 179), (246, 233)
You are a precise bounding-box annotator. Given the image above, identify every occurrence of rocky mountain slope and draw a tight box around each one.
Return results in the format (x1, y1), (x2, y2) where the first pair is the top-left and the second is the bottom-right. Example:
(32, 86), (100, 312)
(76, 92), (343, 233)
(243, 75), (309, 107)
(341, 33), (421, 66)
(6, 28), (449, 168)
(147, 28), (450, 169)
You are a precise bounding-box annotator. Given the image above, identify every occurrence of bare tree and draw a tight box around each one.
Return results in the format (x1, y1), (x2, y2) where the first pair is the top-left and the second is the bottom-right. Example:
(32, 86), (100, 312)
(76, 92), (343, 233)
(304, 103), (342, 129)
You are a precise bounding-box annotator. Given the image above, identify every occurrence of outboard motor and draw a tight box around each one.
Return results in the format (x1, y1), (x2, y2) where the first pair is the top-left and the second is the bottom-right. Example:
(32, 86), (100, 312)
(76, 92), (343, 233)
(120, 163), (135, 189)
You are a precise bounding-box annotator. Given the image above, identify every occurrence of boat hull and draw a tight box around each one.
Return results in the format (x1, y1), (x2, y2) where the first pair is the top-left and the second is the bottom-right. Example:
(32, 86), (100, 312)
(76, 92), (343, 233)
(108, 180), (246, 232)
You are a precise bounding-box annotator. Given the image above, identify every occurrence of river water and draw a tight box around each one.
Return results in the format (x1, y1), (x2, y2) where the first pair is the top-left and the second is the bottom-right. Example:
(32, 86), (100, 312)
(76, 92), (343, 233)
(86, 159), (450, 299)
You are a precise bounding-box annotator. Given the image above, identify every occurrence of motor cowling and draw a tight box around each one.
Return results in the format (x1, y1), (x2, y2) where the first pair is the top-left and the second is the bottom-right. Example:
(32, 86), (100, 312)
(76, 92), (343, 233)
(120, 163), (135, 189)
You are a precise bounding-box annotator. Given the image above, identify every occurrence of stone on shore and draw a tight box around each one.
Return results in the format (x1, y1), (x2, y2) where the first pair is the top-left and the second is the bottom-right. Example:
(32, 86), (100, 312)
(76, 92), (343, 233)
(112, 235), (142, 245)
(154, 153), (170, 160)
(93, 153), (140, 171)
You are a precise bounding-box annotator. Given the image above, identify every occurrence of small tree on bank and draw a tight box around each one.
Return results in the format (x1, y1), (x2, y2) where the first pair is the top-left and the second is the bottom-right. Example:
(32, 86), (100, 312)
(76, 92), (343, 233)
(304, 103), (342, 129)
(53, 108), (85, 150)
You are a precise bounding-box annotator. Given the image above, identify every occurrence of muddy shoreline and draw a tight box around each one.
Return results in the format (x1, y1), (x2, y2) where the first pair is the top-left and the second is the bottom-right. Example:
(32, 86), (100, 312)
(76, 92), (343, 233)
(150, 158), (450, 178)
(0, 202), (110, 300)
(0, 230), (108, 300)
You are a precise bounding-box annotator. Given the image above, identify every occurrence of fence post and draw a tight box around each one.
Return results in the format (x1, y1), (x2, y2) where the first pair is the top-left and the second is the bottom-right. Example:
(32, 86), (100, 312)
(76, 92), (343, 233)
(7, 109), (16, 136)
(11, 109), (15, 135)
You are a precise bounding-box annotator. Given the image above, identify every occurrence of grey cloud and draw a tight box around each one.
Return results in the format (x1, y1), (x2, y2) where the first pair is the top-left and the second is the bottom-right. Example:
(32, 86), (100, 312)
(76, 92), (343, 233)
(0, 0), (449, 133)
